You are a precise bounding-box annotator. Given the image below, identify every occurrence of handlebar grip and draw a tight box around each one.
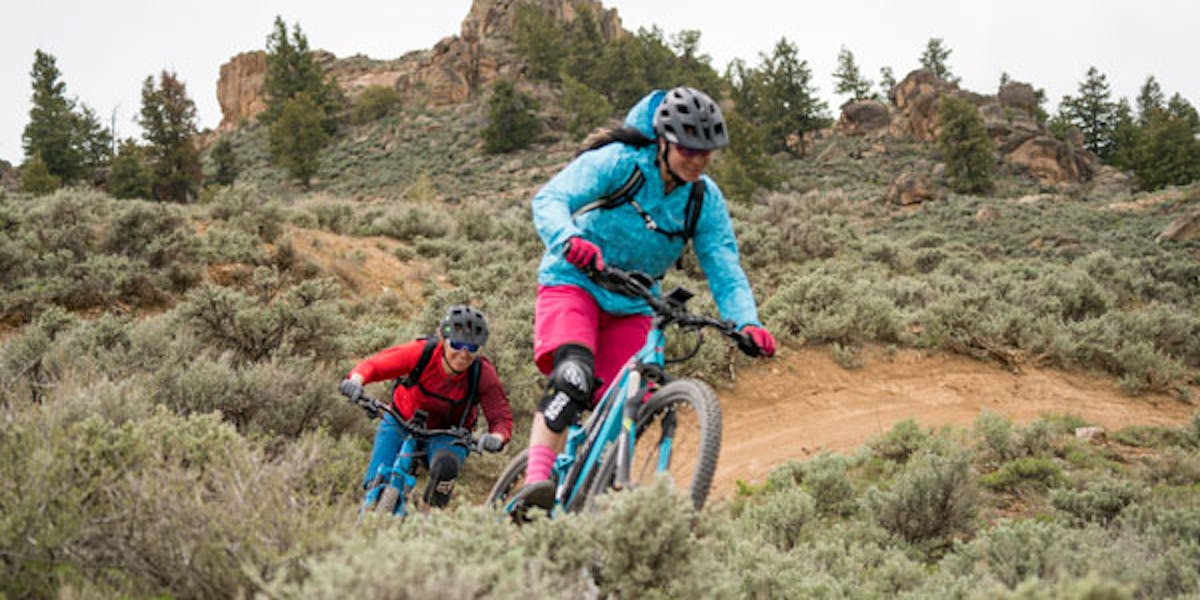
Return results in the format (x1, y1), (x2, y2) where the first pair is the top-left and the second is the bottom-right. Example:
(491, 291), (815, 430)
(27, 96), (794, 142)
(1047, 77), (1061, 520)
(733, 331), (762, 358)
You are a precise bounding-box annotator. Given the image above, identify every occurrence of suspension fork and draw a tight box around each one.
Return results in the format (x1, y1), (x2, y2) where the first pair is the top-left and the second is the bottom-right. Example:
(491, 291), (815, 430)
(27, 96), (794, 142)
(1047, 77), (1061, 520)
(614, 370), (643, 489)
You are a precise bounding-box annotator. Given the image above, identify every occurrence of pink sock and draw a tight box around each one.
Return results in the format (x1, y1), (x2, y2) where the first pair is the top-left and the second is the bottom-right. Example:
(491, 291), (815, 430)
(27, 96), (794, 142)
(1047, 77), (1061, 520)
(524, 444), (557, 484)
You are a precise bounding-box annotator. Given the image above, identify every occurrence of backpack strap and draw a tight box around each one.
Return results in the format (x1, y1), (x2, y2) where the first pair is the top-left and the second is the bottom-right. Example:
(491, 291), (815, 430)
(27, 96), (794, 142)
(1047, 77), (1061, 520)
(572, 166), (645, 218)
(674, 180), (706, 270)
(393, 337), (481, 409)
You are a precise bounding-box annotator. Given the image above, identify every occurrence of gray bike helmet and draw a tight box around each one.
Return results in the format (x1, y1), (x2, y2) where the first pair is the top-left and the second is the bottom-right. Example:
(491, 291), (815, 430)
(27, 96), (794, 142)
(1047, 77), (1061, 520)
(653, 86), (730, 150)
(439, 304), (489, 348)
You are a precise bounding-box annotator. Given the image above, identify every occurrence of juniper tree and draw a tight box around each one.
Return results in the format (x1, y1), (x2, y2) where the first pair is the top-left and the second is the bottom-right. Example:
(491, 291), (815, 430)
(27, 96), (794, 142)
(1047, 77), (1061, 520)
(209, 137), (238, 186)
(937, 95), (994, 194)
(482, 79), (540, 154)
(138, 71), (201, 202)
(107, 139), (153, 199)
(269, 93), (329, 187)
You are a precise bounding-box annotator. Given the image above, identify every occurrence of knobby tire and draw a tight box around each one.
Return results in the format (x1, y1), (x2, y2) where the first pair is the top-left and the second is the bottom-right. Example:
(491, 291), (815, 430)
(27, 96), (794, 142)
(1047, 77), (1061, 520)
(585, 378), (721, 510)
(486, 448), (529, 508)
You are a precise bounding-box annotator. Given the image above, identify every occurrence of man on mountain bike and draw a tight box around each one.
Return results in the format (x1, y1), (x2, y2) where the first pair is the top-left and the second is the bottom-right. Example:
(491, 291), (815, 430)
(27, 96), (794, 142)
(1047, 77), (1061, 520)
(340, 304), (513, 509)
(512, 86), (777, 511)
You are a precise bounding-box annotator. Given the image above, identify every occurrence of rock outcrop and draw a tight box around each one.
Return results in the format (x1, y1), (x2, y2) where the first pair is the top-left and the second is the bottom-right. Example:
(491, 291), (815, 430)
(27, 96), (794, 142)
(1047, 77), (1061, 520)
(215, 0), (622, 130)
(844, 68), (1100, 185)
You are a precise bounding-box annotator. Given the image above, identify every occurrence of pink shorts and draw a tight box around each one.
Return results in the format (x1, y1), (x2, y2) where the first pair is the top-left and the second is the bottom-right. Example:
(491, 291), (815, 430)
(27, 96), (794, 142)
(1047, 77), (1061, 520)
(534, 285), (653, 402)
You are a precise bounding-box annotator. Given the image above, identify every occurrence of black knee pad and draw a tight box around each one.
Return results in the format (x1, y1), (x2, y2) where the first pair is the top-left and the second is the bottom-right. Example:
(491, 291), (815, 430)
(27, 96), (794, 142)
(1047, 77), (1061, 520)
(423, 450), (462, 508)
(539, 344), (596, 433)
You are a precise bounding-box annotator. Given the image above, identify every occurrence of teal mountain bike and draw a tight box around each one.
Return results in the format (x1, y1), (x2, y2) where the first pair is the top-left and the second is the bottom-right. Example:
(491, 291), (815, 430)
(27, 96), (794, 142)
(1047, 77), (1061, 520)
(487, 265), (761, 515)
(348, 395), (477, 518)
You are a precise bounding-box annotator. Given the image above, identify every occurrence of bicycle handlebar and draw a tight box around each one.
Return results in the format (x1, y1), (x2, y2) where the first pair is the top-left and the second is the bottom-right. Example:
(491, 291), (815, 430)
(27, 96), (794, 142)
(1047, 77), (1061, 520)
(585, 264), (762, 358)
(349, 394), (477, 447)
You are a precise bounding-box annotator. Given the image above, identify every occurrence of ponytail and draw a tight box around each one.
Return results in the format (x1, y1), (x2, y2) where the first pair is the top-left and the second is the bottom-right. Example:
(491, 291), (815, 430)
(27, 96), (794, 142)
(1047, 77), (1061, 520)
(576, 126), (654, 156)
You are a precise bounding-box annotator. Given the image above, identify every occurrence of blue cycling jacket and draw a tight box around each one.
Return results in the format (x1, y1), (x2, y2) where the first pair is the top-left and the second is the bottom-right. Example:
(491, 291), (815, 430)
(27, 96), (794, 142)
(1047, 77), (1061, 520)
(533, 89), (762, 329)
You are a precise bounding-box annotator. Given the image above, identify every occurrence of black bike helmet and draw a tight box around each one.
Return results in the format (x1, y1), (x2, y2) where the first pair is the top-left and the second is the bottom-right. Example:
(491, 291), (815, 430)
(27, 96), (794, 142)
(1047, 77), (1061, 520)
(439, 305), (489, 348)
(653, 86), (730, 150)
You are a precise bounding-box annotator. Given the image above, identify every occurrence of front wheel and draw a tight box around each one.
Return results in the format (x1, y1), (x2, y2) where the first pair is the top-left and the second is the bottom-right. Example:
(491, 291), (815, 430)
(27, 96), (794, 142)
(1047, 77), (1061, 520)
(485, 448), (528, 509)
(587, 378), (722, 510)
(374, 485), (402, 516)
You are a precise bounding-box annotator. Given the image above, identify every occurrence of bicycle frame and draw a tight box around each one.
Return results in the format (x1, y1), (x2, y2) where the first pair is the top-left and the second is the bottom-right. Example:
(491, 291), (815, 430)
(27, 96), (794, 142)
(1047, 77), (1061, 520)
(555, 319), (668, 511)
(352, 399), (475, 518)
(362, 421), (428, 517)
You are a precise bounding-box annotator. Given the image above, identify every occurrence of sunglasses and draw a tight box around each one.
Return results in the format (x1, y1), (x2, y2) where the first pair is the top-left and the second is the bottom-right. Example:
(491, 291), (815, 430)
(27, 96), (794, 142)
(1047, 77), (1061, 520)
(674, 144), (713, 159)
(448, 339), (479, 353)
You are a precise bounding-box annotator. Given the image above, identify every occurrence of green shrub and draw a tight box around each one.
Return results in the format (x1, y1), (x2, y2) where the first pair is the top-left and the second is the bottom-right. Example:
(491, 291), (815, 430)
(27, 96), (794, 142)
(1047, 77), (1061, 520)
(176, 272), (346, 363)
(868, 450), (978, 551)
(979, 457), (1066, 493)
(349, 85), (401, 124)
(1051, 475), (1142, 525)
(482, 79), (541, 154)
(870, 419), (931, 463)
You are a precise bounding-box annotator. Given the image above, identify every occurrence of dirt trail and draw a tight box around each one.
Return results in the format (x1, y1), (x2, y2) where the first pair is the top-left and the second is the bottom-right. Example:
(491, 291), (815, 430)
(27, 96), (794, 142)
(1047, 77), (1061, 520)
(710, 345), (1196, 500)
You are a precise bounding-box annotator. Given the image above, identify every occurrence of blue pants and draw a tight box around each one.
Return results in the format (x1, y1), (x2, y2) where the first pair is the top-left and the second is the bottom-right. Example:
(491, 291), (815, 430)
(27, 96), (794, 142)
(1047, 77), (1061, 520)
(361, 413), (469, 490)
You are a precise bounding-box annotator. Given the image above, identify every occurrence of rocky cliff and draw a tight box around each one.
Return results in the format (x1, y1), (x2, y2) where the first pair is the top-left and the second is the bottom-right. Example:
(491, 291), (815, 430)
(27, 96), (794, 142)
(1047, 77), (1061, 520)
(215, 0), (621, 130)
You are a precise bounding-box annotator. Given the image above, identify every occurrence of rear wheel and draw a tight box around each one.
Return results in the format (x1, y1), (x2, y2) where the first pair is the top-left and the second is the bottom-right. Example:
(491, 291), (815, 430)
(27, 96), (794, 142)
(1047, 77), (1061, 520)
(586, 378), (722, 510)
(485, 449), (529, 508)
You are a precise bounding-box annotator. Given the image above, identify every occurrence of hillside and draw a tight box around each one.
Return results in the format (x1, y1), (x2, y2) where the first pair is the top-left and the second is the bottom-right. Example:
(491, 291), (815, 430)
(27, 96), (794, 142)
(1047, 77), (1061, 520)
(3, 0), (1200, 597)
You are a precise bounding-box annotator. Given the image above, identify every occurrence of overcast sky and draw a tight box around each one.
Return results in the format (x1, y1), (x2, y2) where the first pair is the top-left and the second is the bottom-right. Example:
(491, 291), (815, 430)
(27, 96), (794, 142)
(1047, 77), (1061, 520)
(3, 0), (1197, 165)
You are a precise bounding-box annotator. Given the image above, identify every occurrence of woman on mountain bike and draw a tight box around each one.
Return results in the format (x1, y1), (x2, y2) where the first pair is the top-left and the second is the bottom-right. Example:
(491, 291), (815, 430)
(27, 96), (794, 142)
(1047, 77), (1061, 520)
(513, 86), (777, 510)
(339, 304), (513, 509)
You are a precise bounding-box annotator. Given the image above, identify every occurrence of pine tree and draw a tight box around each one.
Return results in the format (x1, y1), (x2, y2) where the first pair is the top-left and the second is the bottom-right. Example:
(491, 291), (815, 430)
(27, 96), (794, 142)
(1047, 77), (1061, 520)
(937, 95), (994, 194)
(482, 79), (541, 154)
(879, 66), (897, 101)
(261, 16), (342, 133)
(1058, 66), (1117, 159)
(565, 7), (607, 90)
(139, 71), (201, 202)
(1108, 98), (1140, 172)
(833, 46), (874, 102)
(512, 4), (566, 82)
(728, 37), (829, 155)
(269, 93), (329, 187)
(1135, 76), (1165, 125)
(1133, 93), (1200, 189)
(919, 38), (960, 84)
(21, 50), (110, 185)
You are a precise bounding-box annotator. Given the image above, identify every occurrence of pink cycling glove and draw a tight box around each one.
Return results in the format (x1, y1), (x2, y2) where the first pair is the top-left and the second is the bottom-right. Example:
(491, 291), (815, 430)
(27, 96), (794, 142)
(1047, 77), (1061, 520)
(564, 237), (604, 271)
(741, 325), (776, 358)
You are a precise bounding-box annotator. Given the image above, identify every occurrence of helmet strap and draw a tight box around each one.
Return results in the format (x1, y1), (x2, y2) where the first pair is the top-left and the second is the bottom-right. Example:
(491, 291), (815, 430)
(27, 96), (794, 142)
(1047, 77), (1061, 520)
(656, 140), (686, 192)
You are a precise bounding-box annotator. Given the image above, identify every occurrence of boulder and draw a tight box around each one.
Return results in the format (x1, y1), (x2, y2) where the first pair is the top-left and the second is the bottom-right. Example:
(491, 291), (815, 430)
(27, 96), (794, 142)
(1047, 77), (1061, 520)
(886, 171), (939, 205)
(836, 100), (890, 135)
(1156, 209), (1200, 243)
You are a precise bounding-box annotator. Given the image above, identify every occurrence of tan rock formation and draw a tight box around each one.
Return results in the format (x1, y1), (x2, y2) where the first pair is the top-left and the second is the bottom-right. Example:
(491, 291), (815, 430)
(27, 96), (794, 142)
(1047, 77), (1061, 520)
(215, 0), (623, 128)
(216, 51), (268, 130)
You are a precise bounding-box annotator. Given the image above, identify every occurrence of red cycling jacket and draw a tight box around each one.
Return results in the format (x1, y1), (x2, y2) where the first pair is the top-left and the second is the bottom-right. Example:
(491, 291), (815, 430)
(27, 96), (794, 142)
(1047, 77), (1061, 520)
(348, 339), (513, 442)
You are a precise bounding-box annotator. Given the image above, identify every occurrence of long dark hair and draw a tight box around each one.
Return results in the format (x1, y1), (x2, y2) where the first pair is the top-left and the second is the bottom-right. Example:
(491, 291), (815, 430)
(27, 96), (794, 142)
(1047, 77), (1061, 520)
(576, 125), (654, 156)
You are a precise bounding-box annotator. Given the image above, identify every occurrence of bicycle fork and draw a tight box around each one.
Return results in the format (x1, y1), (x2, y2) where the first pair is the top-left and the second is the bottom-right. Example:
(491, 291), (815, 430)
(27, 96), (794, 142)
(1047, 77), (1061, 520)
(614, 371), (643, 490)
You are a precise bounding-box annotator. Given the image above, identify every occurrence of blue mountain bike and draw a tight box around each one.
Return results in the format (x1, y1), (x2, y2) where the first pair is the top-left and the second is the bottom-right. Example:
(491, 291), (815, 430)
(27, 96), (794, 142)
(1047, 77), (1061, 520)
(348, 395), (477, 518)
(487, 265), (761, 515)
